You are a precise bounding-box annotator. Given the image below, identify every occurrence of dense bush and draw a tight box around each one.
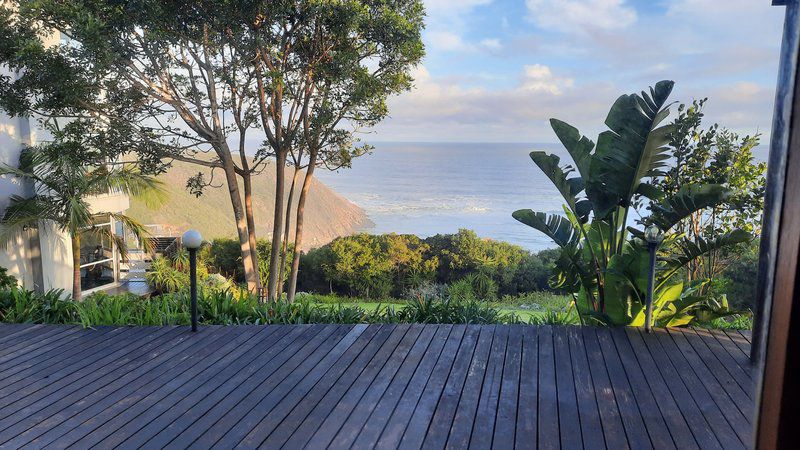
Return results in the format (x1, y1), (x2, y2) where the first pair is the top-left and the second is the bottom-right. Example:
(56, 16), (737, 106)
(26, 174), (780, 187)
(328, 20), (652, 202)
(204, 238), (293, 285)
(297, 230), (555, 299)
(716, 241), (760, 310)
(0, 266), (17, 290)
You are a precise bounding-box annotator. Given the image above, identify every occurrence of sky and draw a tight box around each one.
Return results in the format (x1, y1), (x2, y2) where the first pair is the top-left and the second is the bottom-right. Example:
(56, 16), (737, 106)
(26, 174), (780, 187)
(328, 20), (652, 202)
(371, 0), (786, 143)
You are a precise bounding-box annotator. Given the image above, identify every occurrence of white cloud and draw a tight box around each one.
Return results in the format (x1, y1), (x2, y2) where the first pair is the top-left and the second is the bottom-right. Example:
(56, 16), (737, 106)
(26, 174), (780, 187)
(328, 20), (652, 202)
(370, 0), (783, 142)
(428, 31), (473, 52)
(480, 38), (503, 51)
(521, 64), (574, 95)
(526, 0), (637, 32)
(375, 64), (599, 142)
(428, 33), (503, 53)
(424, 0), (491, 13)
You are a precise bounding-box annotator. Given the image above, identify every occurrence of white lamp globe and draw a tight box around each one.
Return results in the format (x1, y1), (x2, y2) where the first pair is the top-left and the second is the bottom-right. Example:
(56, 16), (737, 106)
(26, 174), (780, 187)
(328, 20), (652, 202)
(644, 225), (663, 244)
(182, 229), (203, 249)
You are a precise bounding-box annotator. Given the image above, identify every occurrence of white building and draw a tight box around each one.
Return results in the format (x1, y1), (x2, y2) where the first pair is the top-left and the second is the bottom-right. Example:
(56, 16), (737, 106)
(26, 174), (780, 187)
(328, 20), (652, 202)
(0, 45), (132, 296)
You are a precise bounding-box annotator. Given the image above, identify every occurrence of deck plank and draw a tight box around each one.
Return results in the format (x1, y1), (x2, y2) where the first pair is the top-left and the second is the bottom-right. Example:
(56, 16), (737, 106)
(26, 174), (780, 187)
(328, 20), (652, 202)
(628, 328), (722, 450)
(554, 325), (583, 450)
(0, 323), (753, 450)
(326, 325), (425, 449)
(68, 325), (303, 448)
(655, 329), (749, 448)
(468, 324), (508, 450)
(514, 326), (539, 449)
(374, 325), (455, 450)
(445, 325), (495, 449)
(422, 324), (481, 449)
(667, 329), (753, 421)
(610, 328), (689, 449)
(3, 326), (248, 448)
(179, 325), (342, 449)
(706, 329), (752, 373)
(277, 325), (401, 449)
(567, 326), (605, 449)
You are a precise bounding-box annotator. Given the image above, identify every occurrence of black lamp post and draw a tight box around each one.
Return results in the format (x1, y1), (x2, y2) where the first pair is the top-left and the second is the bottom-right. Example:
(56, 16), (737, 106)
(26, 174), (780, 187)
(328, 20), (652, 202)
(182, 229), (203, 332)
(644, 225), (664, 333)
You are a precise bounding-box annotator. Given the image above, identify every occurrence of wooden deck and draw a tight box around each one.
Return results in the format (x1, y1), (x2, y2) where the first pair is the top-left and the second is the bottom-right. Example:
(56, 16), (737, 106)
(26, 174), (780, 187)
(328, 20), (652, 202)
(0, 323), (754, 449)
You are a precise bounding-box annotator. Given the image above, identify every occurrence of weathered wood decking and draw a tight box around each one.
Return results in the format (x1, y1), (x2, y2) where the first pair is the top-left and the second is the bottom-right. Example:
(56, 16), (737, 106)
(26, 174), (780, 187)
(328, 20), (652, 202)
(0, 323), (754, 449)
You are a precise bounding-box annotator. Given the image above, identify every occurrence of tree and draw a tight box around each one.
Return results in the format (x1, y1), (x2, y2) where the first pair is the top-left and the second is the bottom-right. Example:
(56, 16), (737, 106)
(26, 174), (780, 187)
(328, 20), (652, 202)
(1, 0), (287, 292)
(266, 0), (425, 302)
(0, 136), (162, 300)
(653, 99), (766, 294)
(513, 81), (751, 326)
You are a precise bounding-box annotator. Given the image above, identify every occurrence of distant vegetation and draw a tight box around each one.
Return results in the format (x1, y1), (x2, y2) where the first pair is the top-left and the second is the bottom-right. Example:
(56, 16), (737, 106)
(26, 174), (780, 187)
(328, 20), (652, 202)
(202, 229), (558, 299)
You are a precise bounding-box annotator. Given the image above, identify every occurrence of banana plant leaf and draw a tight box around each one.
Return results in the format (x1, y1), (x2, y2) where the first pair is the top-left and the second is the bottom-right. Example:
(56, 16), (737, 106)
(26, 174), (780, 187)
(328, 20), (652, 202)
(512, 210), (580, 247)
(589, 80), (675, 218)
(549, 118), (594, 179)
(528, 152), (587, 221)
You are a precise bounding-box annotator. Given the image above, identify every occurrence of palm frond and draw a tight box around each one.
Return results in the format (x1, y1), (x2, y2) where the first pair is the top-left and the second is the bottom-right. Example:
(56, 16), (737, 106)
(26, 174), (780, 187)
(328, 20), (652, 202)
(90, 165), (166, 208)
(108, 212), (155, 254)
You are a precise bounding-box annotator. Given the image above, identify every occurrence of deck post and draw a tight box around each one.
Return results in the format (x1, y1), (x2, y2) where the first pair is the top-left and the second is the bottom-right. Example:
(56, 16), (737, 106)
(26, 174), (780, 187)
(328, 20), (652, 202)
(754, 1), (800, 448)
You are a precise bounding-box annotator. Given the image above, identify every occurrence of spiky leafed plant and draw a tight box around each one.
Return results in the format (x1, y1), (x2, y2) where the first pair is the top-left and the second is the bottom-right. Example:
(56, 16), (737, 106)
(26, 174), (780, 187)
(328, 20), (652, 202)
(0, 144), (163, 300)
(513, 81), (751, 326)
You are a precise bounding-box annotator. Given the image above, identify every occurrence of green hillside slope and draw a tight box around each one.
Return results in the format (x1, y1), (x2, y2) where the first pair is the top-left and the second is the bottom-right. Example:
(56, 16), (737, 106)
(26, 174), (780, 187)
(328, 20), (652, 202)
(127, 160), (372, 250)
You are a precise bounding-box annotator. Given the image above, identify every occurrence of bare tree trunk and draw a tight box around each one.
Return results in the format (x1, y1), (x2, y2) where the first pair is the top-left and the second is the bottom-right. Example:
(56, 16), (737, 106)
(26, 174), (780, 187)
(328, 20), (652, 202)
(222, 163), (259, 292)
(287, 155), (317, 302)
(242, 173), (261, 290)
(71, 234), (81, 301)
(267, 152), (287, 301)
(277, 166), (301, 299)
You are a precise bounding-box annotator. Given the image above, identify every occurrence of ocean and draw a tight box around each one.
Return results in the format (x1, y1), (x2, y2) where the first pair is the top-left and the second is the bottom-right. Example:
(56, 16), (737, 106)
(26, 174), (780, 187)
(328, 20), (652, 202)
(314, 142), (570, 251)
(315, 141), (771, 252)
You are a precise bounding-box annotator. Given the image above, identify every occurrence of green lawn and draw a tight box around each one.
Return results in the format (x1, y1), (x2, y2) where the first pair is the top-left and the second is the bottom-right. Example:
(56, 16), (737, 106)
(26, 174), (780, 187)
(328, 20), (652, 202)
(309, 300), (549, 322)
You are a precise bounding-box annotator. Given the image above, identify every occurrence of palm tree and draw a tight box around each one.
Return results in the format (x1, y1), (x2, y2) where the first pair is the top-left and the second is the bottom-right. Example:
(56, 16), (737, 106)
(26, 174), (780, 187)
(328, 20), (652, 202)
(0, 144), (164, 300)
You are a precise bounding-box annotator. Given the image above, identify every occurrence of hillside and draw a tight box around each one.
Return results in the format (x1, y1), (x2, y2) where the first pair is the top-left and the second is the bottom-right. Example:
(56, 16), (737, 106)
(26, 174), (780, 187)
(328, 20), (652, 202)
(127, 160), (372, 250)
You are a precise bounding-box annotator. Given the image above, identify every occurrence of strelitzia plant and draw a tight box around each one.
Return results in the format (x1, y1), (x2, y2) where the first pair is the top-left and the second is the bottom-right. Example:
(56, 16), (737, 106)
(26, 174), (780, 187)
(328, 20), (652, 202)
(513, 81), (751, 326)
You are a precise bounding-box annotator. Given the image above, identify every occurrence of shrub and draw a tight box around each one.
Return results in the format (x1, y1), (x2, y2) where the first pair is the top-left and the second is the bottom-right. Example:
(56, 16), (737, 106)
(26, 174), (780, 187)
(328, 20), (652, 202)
(447, 278), (476, 302)
(0, 288), (77, 323)
(0, 266), (17, 290)
(146, 256), (190, 293)
(297, 230), (558, 299)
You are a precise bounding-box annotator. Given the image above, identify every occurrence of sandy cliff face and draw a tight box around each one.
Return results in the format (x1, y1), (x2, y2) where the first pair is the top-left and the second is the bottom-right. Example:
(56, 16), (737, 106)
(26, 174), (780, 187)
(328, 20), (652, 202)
(126, 160), (372, 250)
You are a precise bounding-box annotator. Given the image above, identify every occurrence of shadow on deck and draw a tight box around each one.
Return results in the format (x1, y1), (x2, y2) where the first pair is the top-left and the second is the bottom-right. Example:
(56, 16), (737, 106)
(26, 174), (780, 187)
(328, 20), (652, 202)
(0, 323), (754, 449)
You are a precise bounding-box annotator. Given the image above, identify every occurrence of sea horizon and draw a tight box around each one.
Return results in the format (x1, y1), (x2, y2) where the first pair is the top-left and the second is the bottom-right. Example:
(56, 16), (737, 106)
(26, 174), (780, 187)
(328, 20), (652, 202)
(315, 141), (770, 252)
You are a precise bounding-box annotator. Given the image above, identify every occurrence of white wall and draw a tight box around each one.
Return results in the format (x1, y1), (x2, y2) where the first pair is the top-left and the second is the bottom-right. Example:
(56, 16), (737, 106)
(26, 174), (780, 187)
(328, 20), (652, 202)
(0, 65), (73, 292)
(0, 64), (37, 288)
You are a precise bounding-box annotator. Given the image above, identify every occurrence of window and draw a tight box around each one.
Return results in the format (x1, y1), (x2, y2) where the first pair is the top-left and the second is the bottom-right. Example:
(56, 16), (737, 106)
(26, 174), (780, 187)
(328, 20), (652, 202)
(79, 214), (118, 291)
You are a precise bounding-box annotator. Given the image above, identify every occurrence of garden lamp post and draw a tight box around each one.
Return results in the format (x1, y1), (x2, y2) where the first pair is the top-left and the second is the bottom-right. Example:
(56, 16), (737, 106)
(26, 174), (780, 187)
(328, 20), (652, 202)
(644, 225), (664, 333)
(182, 229), (203, 332)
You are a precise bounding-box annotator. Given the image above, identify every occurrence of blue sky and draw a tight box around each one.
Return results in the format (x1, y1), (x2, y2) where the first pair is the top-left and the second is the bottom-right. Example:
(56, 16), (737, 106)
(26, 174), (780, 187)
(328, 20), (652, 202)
(372, 0), (786, 143)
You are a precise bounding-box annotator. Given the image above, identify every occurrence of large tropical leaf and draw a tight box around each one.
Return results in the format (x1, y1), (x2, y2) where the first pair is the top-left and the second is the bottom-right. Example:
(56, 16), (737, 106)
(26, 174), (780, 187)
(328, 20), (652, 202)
(647, 184), (730, 231)
(512, 210), (581, 248)
(589, 80), (675, 218)
(528, 152), (587, 220)
(549, 118), (594, 179)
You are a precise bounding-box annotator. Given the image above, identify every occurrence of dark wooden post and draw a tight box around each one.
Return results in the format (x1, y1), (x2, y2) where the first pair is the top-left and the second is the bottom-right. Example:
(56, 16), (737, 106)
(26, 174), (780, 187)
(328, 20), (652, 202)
(753, 1), (800, 447)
